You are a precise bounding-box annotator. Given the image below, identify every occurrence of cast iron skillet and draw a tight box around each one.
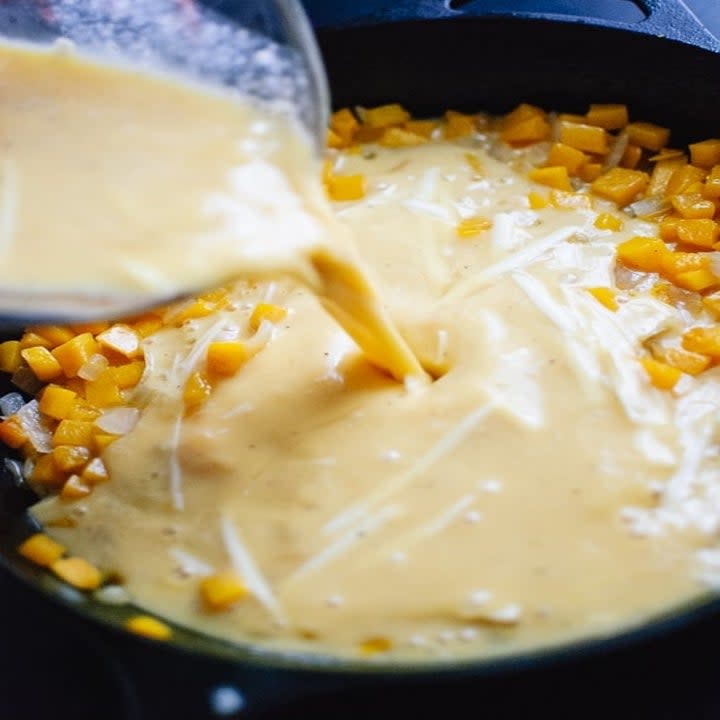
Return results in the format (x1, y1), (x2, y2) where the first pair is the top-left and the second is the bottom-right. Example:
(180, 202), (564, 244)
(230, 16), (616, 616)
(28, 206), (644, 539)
(2, 0), (720, 715)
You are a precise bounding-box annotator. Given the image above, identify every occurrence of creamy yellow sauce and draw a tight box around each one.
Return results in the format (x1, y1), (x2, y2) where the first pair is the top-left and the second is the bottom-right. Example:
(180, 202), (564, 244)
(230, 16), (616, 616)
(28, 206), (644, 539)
(0, 42), (422, 382)
(8, 43), (720, 662)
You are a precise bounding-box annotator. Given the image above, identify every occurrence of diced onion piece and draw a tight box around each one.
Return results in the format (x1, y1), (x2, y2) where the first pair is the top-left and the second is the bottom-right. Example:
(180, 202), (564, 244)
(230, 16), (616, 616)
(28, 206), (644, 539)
(15, 399), (52, 453)
(78, 353), (109, 381)
(604, 131), (629, 170)
(95, 407), (140, 435)
(0, 391), (25, 417)
(626, 195), (671, 219)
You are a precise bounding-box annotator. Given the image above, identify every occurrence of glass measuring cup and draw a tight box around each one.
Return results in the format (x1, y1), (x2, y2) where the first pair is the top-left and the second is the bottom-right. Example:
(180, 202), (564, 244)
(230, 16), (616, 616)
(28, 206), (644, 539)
(0, 0), (329, 327)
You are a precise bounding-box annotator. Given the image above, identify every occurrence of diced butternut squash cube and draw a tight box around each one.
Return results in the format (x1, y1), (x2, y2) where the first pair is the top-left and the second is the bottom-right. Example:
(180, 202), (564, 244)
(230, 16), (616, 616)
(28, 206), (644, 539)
(70, 321), (110, 335)
(648, 157), (687, 196)
(30, 454), (64, 486)
(504, 103), (545, 125)
(0, 417), (26, 448)
(207, 341), (249, 377)
(360, 103), (410, 129)
(81, 457), (109, 485)
(0, 340), (21, 374)
(131, 316), (163, 338)
(51, 333), (98, 378)
(702, 291), (720, 318)
(588, 287), (618, 311)
(671, 193), (716, 219)
(674, 219), (720, 249)
(626, 121), (670, 151)
(689, 139), (720, 168)
(594, 213), (623, 231)
(546, 143), (586, 174)
(19, 331), (52, 349)
(640, 357), (682, 390)
(455, 216), (492, 238)
(52, 444), (90, 472)
(51, 556), (102, 590)
(559, 121), (609, 154)
(125, 615), (172, 641)
(60, 474), (92, 500)
(52, 419), (94, 448)
(666, 164), (706, 196)
(527, 191), (549, 209)
(673, 268), (718, 292)
(21, 346), (62, 381)
(703, 165), (720, 199)
(249, 303), (287, 332)
(93, 434), (118, 453)
(379, 127), (426, 147)
(616, 236), (671, 273)
(84, 370), (123, 408)
(326, 128), (344, 149)
(592, 168), (649, 206)
(326, 174), (367, 202)
(621, 144), (643, 169)
(168, 299), (217, 325)
(330, 108), (359, 144)
(501, 115), (550, 145)
(683, 326), (720, 357)
(18, 533), (65, 567)
(27, 325), (75, 349)
(68, 400), (101, 422)
(404, 120), (437, 138)
(442, 110), (474, 139)
(184, 371), (212, 412)
(578, 162), (603, 183)
(654, 346), (711, 376)
(585, 104), (629, 130)
(528, 166), (572, 192)
(39, 384), (77, 420)
(110, 361), (145, 389)
(200, 571), (249, 610)
(659, 250), (709, 279)
(359, 636), (393, 656)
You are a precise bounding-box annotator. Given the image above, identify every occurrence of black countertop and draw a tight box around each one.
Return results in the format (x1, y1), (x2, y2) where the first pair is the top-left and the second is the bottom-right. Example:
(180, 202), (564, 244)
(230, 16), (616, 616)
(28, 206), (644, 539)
(3, 2), (720, 718)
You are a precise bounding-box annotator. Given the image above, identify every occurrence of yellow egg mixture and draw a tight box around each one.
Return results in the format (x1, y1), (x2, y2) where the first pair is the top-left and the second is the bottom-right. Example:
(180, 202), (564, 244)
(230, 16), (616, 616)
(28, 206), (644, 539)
(4, 42), (720, 661)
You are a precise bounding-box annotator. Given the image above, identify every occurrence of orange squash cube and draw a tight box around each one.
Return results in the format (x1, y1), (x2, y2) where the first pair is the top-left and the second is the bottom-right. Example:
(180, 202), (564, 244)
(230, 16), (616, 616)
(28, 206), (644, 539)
(683, 326), (720, 357)
(0, 417), (26, 448)
(52, 419), (94, 448)
(670, 193), (715, 219)
(585, 104), (629, 130)
(0, 340), (21, 374)
(39, 384), (77, 420)
(559, 121), (609, 154)
(21, 346), (62, 381)
(207, 341), (249, 377)
(546, 143), (587, 174)
(616, 236), (671, 273)
(200, 571), (248, 610)
(125, 615), (172, 641)
(528, 166), (572, 192)
(640, 357), (682, 390)
(594, 213), (623, 231)
(18, 533), (65, 567)
(588, 287), (618, 311)
(249, 303), (287, 332)
(326, 174), (367, 202)
(626, 121), (670, 151)
(51, 556), (102, 590)
(360, 103), (410, 129)
(51, 333), (98, 378)
(591, 168), (650, 206)
(501, 115), (550, 145)
(674, 219), (720, 249)
(184, 371), (212, 412)
(689, 139), (720, 168)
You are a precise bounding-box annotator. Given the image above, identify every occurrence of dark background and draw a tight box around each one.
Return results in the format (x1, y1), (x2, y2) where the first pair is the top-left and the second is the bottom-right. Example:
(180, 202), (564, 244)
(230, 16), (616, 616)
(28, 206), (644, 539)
(2, 2), (720, 719)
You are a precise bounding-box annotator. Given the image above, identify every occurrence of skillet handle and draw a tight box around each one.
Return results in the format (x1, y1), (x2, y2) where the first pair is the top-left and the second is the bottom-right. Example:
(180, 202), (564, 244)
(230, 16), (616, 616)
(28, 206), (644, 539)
(306, 0), (720, 53)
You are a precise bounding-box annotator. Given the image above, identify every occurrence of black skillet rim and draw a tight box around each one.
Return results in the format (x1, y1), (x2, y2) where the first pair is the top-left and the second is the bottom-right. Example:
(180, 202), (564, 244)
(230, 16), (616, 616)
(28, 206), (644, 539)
(3, 6), (720, 681)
